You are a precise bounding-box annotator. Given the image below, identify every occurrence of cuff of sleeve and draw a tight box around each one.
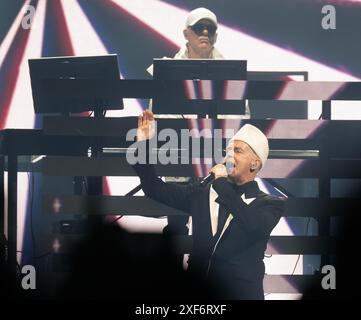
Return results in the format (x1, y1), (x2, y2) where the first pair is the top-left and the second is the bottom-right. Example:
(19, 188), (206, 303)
(212, 177), (232, 195)
(212, 178), (248, 212)
(213, 178), (237, 203)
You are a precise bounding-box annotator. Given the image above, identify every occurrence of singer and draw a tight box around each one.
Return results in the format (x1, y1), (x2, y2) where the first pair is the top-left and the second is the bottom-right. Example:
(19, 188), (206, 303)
(132, 110), (285, 300)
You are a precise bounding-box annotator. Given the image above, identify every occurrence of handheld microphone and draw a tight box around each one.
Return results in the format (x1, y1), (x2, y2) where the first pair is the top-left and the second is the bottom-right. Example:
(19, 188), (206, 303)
(200, 172), (215, 185)
(200, 161), (234, 186)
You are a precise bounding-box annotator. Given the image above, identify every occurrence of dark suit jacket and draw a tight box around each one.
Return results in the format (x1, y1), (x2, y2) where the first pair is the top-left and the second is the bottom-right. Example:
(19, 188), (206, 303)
(132, 162), (285, 299)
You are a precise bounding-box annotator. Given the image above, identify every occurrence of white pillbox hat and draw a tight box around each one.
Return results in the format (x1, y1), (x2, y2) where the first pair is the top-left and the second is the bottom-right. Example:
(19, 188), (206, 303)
(185, 7), (218, 28)
(230, 124), (269, 168)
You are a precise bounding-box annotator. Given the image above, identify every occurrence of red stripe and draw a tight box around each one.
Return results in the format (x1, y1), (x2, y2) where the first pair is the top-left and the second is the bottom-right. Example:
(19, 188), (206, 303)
(0, 1), (39, 129)
(102, 0), (179, 52)
(48, 0), (74, 56)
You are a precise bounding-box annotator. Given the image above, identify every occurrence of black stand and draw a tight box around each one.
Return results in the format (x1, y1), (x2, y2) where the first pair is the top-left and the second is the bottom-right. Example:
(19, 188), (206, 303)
(86, 108), (105, 228)
(152, 59), (247, 117)
(0, 156), (5, 265)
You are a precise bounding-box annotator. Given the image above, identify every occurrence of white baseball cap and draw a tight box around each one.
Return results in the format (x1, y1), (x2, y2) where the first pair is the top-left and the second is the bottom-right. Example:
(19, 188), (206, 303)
(185, 7), (218, 28)
(230, 124), (269, 168)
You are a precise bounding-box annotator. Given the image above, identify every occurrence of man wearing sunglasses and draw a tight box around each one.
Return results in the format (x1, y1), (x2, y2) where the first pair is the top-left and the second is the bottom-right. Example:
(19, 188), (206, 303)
(174, 7), (223, 59)
(146, 7), (223, 76)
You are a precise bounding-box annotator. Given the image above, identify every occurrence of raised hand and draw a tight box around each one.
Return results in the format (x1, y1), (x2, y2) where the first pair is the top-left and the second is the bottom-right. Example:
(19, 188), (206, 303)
(137, 109), (156, 141)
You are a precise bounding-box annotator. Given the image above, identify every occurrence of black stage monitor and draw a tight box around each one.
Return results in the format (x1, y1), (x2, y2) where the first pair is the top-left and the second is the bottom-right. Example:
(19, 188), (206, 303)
(153, 59), (247, 80)
(152, 59), (247, 116)
(29, 54), (123, 114)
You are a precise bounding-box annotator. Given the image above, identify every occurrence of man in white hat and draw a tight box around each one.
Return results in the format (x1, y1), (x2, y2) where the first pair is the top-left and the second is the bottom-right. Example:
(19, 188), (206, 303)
(146, 7), (223, 75)
(210, 123), (269, 185)
(147, 7), (250, 117)
(132, 110), (285, 299)
(174, 7), (223, 59)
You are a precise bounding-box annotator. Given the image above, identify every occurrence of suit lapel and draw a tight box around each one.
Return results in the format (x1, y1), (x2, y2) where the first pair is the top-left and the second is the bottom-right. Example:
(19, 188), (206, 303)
(209, 186), (233, 238)
(208, 180), (261, 241)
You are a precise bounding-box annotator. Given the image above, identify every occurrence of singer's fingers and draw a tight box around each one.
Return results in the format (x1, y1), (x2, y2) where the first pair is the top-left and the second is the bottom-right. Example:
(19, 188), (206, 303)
(209, 166), (217, 173)
(141, 110), (146, 124)
(210, 163), (222, 173)
(210, 163), (228, 179)
(215, 163), (225, 168)
(144, 109), (153, 122)
(140, 111), (145, 126)
(148, 110), (154, 121)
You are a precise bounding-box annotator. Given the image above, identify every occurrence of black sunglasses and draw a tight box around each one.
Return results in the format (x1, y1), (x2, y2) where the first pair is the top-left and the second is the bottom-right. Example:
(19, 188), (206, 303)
(190, 23), (217, 36)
